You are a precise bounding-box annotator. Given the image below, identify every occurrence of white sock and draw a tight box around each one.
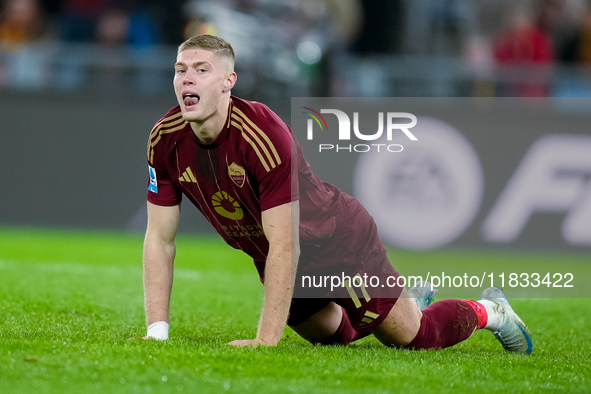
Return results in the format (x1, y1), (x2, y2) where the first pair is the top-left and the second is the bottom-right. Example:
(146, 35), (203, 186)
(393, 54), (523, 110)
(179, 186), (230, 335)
(478, 299), (504, 331)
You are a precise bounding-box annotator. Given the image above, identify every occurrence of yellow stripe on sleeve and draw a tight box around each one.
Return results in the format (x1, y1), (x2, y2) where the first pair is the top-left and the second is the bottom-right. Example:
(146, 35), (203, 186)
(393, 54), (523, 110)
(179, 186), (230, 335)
(231, 120), (271, 172)
(233, 108), (282, 166)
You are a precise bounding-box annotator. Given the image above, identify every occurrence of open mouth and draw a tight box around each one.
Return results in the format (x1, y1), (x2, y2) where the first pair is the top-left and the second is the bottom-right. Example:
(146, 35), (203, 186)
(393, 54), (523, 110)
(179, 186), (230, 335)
(183, 93), (200, 108)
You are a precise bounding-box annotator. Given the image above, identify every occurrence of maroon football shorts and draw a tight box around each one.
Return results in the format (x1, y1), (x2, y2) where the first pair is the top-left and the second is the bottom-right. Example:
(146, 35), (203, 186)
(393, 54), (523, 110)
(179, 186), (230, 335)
(287, 193), (403, 333)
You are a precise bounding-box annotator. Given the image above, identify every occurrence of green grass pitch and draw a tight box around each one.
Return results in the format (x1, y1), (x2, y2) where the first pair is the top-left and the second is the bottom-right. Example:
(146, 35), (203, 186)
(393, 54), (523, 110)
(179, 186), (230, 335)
(1, 226), (590, 393)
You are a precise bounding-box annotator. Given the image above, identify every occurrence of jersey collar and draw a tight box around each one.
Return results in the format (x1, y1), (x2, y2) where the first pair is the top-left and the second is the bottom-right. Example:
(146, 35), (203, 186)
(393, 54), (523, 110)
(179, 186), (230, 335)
(192, 98), (233, 150)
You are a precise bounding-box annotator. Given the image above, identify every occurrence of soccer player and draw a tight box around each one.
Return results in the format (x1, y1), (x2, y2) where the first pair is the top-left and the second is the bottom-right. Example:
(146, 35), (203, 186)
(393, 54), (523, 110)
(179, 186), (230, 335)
(142, 34), (533, 353)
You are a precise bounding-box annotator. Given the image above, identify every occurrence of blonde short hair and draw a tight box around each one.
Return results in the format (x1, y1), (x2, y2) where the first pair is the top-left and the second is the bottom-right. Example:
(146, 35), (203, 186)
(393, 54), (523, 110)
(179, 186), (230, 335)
(178, 35), (235, 71)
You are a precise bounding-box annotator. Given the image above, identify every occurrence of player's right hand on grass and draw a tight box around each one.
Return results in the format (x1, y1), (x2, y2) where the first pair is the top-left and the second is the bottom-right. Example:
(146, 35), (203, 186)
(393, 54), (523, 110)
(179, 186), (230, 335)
(143, 321), (169, 340)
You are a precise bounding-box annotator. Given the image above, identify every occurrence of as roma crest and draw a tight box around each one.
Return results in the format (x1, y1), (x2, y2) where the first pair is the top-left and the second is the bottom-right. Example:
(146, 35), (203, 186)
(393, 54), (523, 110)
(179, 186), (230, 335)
(228, 162), (246, 188)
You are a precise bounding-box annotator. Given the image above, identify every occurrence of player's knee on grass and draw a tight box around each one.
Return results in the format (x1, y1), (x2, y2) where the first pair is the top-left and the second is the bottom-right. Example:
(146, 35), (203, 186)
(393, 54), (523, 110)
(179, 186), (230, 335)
(291, 302), (370, 345)
(290, 302), (343, 344)
(316, 307), (372, 346)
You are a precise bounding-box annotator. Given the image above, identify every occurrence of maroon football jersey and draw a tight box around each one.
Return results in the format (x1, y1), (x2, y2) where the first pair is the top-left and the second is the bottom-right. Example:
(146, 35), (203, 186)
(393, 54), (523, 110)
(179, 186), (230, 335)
(147, 96), (342, 265)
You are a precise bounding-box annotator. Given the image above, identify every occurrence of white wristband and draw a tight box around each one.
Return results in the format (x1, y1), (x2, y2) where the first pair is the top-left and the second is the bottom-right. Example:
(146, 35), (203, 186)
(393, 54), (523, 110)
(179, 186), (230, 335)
(147, 321), (169, 340)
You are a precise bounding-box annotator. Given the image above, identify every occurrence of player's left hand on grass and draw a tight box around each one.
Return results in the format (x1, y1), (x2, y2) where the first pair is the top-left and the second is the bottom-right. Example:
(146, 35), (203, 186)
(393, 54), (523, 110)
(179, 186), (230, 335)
(228, 338), (273, 347)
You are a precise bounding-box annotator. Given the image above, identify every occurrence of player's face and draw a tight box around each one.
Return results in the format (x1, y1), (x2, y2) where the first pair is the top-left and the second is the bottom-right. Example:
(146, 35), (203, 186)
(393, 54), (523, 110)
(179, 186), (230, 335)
(173, 48), (234, 124)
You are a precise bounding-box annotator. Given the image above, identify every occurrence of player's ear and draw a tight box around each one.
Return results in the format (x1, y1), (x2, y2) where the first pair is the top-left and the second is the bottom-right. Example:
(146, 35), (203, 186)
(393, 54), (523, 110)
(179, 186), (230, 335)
(223, 71), (237, 92)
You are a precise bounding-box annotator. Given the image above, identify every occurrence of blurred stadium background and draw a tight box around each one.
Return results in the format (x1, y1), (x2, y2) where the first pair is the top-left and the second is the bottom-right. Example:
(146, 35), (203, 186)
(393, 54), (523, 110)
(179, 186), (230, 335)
(1, 0), (591, 256)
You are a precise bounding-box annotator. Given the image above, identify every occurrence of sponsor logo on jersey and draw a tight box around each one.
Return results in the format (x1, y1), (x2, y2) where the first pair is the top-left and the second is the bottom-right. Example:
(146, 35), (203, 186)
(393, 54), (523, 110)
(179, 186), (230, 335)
(179, 167), (198, 183)
(212, 191), (244, 220)
(221, 223), (265, 238)
(228, 162), (246, 188)
(148, 166), (158, 193)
